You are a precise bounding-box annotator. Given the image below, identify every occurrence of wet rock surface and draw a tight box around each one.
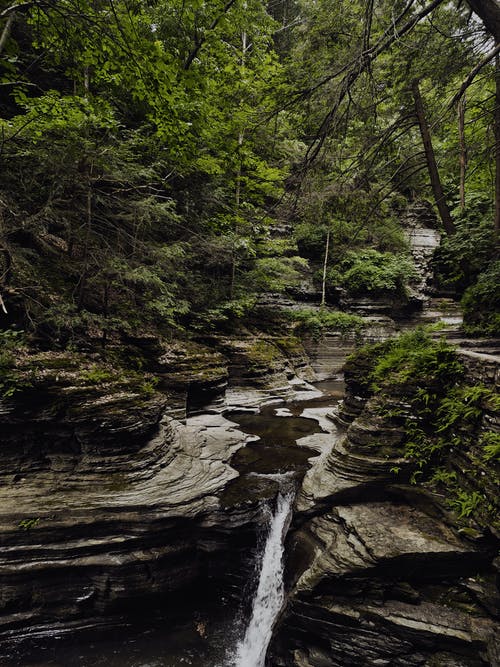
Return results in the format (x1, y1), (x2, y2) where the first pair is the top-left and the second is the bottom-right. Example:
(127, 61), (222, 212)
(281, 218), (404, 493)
(270, 341), (500, 667)
(0, 407), (263, 649)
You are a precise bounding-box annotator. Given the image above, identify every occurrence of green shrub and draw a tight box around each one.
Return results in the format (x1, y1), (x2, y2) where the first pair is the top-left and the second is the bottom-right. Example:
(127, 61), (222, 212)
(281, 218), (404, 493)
(255, 237), (299, 258)
(286, 308), (367, 339)
(333, 249), (416, 296)
(480, 432), (500, 462)
(433, 200), (495, 292)
(450, 491), (484, 519)
(294, 222), (330, 259)
(192, 296), (257, 332)
(370, 327), (463, 391)
(351, 329), (498, 528)
(248, 256), (309, 292)
(0, 329), (30, 398)
(461, 261), (500, 337)
(80, 366), (116, 385)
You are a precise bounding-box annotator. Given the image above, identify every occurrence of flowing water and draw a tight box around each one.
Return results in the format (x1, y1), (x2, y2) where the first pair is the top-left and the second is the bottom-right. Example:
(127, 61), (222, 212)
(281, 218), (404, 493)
(231, 488), (294, 667)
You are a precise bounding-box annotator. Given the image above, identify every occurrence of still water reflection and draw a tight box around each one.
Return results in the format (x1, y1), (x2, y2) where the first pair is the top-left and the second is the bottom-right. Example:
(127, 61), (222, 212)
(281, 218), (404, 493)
(5, 612), (239, 666)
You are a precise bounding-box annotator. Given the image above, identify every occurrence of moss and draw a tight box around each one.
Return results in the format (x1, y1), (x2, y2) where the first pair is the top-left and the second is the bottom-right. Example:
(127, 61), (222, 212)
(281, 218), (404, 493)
(286, 308), (367, 341)
(80, 366), (116, 384)
(349, 329), (499, 531)
(105, 473), (130, 492)
(273, 335), (304, 354)
(246, 339), (283, 367)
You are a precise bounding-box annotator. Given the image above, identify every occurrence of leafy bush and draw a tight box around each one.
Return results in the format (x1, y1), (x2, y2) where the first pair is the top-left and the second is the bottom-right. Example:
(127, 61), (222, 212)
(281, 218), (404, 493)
(370, 327), (463, 391)
(294, 222), (330, 260)
(450, 491), (484, 519)
(192, 296), (258, 332)
(255, 236), (299, 258)
(80, 366), (116, 385)
(461, 261), (500, 336)
(480, 432), (500, 462)
(286, 307), (367, 339)
(350, 329), (498, 528)
(248, 256), (309, 292)
(332, 249), (416, 296)
(0, 329), (30, 398)
(433, 199), (495, 292)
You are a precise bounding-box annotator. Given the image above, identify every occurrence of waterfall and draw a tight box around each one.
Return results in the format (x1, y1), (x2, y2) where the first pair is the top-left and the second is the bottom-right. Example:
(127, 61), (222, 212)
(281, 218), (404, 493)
(231, 489), (294, 667)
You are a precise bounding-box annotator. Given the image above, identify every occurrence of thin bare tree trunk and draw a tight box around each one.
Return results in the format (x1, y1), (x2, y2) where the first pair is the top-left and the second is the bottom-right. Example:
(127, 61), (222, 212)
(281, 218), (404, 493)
(412, 79), (455, 235)
(230, 19), (248, 300)
(83, 65), (90, 100)
(495, 51), (500, 241)
(77, 166), (93, 310)
(0, 11), (14, 56)
(321, 228), (330, 308)
(458, 94), (467, 212)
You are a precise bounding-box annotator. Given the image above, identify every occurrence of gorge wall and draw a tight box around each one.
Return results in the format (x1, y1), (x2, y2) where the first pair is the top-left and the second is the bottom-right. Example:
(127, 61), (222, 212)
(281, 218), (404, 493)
(270, 343), (500, 667)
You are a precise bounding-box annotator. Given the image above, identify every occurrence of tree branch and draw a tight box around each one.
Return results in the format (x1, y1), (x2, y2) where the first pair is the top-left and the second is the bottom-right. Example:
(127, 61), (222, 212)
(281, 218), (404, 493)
(0, 2), (36, 18)
(184, 0), (238, 70)
(448, 42), (500, 108)
(304, 0), (446, 165)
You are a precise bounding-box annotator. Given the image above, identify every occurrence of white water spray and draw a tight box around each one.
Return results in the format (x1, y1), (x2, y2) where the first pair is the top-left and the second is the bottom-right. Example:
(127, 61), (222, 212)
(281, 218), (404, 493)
(232, 489), (294, 667)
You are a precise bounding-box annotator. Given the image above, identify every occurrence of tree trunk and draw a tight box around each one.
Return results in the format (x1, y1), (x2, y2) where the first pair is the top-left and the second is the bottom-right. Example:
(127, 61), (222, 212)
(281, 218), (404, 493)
(412, 79), (455, 235)
(0, 11), (14, 56)
(321, 228), (330, 308)
(466, 0), (500, 42)
(495, 51), (500, 241)
(77, 167), (93, 310)
(458, 94), (467, 212)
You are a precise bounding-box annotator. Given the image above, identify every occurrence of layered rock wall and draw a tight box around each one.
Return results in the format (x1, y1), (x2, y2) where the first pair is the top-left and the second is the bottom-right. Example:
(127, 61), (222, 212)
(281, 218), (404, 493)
(270, 348), (500, 667)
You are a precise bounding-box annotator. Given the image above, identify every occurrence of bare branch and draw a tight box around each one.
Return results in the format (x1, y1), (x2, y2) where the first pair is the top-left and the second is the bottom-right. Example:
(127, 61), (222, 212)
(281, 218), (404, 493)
(0, 2), (36, 18)
(448, 42), (500, 108)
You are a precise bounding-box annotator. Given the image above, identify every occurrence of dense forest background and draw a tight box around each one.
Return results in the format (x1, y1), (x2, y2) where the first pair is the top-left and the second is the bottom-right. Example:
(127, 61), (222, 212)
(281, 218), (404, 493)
(0, 0), (499, 350)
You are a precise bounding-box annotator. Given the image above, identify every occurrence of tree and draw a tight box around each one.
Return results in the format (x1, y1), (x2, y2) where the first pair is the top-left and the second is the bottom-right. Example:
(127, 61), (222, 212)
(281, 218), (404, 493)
(412, 78), (455, 234)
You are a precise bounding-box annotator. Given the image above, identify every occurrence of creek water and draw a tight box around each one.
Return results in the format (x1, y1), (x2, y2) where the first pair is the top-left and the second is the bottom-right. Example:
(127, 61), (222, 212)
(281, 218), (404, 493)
(232, 486), (294, 667)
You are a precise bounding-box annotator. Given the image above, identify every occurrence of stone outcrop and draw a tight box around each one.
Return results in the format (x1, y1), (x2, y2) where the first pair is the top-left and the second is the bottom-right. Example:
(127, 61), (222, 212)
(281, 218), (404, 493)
(404, 200), (441, 306)
(214, 334), (318, 409)
(0, 346), (286, 653)
(0, 329), (323, 654)
(303, 316), (397, 382)
(0, 401), (268, 650)
(270, 345), (500, 667)
(1, 299), (498, 665)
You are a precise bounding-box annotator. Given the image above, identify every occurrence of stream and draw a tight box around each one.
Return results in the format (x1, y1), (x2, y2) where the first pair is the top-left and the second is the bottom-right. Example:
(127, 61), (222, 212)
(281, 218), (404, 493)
(4, 383), (342, 667)
(233, 484), (294, 667)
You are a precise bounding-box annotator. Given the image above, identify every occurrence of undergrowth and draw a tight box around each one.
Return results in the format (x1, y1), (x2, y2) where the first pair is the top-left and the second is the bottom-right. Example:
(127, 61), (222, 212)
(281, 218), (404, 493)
(348, 327), (499, 530)
(0, 329), (31, 398)
(286, 308), (367, 340)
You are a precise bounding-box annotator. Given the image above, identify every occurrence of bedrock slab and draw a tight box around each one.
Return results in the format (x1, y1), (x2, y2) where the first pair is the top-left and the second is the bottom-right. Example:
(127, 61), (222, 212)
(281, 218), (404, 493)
(0, 412), (261, 648)
(273, 502), (497, 667)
